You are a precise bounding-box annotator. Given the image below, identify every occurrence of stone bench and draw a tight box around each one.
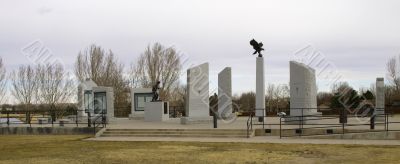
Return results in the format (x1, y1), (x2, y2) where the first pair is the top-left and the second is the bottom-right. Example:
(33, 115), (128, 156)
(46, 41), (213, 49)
(38, 118), (49, 125)
(59, 119), (70, 127)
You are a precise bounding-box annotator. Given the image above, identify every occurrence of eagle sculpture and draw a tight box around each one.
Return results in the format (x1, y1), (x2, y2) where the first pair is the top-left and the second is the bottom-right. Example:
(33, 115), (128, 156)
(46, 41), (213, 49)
(250, 39), (264, 57)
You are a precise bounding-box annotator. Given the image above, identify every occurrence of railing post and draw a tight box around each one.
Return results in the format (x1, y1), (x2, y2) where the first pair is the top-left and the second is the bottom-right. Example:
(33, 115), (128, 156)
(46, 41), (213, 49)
(213, 114), (217, 129)
(88, 112), (91, 128)
(103, 111), (106, 128)
(384, 112), (386, 131)
(7, 111), (9, 126)
(246, 114), (250, 138)
(51, 110), (54, 127)
(280, 117), (282, 139)
(301, 108), (304, 129)
(370, 114), (375, 130)
(262, 110), (265, 130)
(247, 122), (249, 138)
(342, 117), (345, 135)
(341, 108), (347, 135)
(251, 114), (253, 130)
(28, 111), (31, 127)
(93, 119), (96, 135)
(298, 116), (301, 137)
(75, 110), (78, 127)
(386, 113), (389, 131)
(300, 108), (303, 137)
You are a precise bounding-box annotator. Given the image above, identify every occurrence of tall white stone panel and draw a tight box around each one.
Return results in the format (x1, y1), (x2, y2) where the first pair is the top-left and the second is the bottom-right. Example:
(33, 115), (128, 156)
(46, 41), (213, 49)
(218, 67), (232, 118)
(374, 78), (385, 120)
(289, 61), (318, 116)
(256, 57), (265, 117)
(185, 63), (210, 118)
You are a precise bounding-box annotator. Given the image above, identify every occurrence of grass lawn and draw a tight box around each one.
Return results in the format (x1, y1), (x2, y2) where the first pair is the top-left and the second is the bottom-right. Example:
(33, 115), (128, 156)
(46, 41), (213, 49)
(0, 135), (400, 164)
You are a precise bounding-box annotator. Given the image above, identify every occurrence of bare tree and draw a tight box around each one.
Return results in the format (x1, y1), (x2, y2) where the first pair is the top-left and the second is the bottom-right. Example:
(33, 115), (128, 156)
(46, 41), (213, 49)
(266, 84), (290, 111)
(387, 56), (400, 92)
(331, 81), (351, 94)
(266, 84), (277, 110)
(317, 92), (333, 106)
(276, 84), (290, 109)
(0, 58), (6, 104)
(169, 82), (186, 106)
(35, 63), (74, 119)
(237, 92), (255, 113)
(37, 63), (74, 105)
(167, 82), (187, 116)
(10, 65), (38, 105)
(75, 44), (128, 116)
(130, 43), (182, 100)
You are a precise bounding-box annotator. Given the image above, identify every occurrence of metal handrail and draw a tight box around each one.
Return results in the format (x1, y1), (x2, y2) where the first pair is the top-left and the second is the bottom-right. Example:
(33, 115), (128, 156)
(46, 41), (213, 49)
(93, 111), (107, 135)
(279, 108), (396, 138)
(0, 109), (107, 129)
(246, 113), (253, 138)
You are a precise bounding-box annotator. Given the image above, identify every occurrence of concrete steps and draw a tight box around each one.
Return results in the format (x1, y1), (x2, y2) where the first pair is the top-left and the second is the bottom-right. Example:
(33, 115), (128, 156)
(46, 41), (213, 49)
(99, 129), (253, 138)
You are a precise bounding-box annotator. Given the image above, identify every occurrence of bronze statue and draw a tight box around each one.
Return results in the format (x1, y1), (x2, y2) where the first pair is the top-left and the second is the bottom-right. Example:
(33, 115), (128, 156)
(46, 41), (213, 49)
(152, 81), (161, 101)
(250, 39), (264, 57)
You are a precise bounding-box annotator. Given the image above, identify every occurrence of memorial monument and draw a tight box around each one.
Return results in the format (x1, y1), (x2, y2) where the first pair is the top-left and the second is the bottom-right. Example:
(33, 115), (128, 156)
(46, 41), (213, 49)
(250, 39), (266, 121)
(77, 78), (115, 123)
(288, 61), (320, 123)
(218, 67), (233, 119)
(129, 88), (153, 119)
(143, 81), (170, 122)
(181, 63), (212, 124)
(374, 77), (385, 121)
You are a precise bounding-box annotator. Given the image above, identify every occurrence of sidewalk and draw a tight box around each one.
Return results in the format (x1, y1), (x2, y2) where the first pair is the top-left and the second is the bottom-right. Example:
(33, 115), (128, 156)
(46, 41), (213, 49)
(86, 136), (400, 146)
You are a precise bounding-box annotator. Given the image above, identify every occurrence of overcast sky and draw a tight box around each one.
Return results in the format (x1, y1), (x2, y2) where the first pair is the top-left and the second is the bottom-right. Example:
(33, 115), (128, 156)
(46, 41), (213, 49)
(1, 0), (399, 96)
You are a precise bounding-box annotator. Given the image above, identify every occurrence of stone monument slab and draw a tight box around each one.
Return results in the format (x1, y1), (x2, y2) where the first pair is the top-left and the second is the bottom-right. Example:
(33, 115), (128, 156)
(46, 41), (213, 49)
(287, 61), (320, 123)
(181, 63), (212, 124)
(218, 67), (233, 119)
(374, 78), (385, 121)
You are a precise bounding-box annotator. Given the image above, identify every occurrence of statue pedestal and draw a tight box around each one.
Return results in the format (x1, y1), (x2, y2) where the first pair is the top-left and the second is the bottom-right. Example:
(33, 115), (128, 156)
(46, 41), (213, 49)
(144, 101), (170, 122)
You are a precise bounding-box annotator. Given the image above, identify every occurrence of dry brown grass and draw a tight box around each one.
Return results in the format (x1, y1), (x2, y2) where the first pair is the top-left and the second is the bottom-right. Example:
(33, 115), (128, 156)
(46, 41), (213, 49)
(0, 135), (399, 164)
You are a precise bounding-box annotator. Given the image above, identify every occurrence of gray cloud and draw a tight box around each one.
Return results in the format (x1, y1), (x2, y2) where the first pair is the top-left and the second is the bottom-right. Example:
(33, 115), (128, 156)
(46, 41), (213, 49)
(0, 0), (399, 94)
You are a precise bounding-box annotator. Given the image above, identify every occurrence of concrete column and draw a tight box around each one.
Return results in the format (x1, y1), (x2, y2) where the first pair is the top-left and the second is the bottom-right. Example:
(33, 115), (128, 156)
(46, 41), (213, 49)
(374, 78), (385, 120)
(256, 57), (265, 118)
(218, 67), (232, 119)
(106, 87), (114, 122)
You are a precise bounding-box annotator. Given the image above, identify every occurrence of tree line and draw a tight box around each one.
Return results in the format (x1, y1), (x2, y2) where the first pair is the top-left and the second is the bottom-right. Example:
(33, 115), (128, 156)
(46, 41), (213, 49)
(0, 43), (183, 117)
(1, 45), (400, 116)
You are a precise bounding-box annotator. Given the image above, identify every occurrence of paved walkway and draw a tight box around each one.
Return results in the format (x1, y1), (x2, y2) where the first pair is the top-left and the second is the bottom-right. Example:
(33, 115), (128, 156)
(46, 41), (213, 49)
(86, 136), (400, 146)
(86, 117), (400, 145)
